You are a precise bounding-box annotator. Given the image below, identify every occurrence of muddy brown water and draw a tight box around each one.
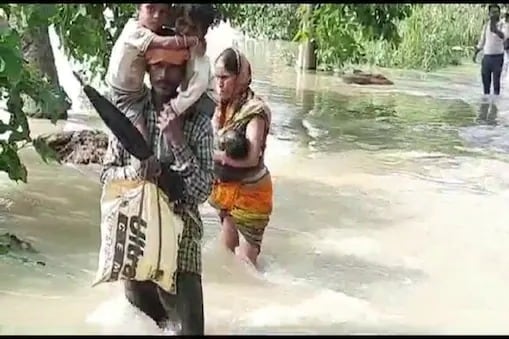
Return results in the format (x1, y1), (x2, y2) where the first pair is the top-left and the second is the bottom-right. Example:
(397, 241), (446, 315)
(1, 23), (509, 334)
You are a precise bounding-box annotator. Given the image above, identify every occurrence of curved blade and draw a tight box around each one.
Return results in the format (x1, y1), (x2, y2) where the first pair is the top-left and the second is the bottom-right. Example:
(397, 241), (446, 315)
(82, 85), (153, 161)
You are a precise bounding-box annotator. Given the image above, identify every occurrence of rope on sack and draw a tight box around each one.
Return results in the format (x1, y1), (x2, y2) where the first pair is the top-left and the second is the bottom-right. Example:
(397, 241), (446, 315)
(135, 128), (164, 221)
(152, 130), (164, 280)
(140, 123), (202, 282)
(132, 128), (164, 281)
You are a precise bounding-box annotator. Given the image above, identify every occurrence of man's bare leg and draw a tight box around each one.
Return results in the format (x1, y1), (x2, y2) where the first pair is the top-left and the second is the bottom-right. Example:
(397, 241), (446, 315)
(124, 280), (168, 327)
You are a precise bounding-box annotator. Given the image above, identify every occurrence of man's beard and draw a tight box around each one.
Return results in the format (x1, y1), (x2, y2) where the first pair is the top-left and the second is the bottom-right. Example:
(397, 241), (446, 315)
(153, 87), (178, 102)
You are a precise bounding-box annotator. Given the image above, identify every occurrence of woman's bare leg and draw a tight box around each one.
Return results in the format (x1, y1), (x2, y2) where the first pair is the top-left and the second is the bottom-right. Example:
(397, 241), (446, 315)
(220, 215), (239, 252)
(238, 237), (260, 268)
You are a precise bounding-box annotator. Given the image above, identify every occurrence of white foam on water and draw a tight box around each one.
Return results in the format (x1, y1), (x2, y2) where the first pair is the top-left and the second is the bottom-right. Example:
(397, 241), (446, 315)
(86, 293), (167, 335)
(205, 237), (395, 332)
(292, 227), (424, 273)
(198, 233), (388, 333)
(241, 288), (384, 329)
(203, 270), (389, 333)
(382, 150), (449, 160)
(318, 235), (381, 258)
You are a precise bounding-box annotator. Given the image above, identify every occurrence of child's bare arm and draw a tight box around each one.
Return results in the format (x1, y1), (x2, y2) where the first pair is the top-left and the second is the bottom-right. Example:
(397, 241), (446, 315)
(149, 35), (199, 50)
(168, 59), (210, 116)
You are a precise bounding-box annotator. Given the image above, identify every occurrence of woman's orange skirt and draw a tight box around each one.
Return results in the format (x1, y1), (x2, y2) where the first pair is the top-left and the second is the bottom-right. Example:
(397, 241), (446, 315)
(209, 173), (273, 247)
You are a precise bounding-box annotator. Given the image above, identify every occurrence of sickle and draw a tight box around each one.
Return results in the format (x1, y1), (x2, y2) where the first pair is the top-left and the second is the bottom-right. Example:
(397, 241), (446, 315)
(73, 70), (153, 161)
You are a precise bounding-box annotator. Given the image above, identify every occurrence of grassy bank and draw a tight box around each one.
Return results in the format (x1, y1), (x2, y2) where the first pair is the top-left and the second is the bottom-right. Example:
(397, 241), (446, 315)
(362, 4), (484, 71)
(233, 4), (485, 72)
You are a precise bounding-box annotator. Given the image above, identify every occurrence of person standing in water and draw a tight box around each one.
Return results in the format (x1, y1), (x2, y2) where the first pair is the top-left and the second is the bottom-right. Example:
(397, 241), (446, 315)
(101, 30), (214, 334)
(502, 11), (509, 81)
(208, 48), (273, 268)
(474, 4), (509, 100)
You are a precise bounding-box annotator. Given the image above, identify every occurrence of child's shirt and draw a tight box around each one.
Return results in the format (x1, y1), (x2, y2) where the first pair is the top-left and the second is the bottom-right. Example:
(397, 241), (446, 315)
(106, 18), (155, 93)
(169, 47), (217, 115)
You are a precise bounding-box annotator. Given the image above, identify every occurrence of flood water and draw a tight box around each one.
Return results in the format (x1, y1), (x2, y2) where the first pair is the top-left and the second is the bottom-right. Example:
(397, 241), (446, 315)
(2, 23), (509, 334)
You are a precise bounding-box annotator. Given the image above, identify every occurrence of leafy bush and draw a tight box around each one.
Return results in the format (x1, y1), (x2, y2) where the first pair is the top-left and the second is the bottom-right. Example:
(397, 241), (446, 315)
(387, 4), (485, 71)
(220, 4), (300, 41)
(0, 5), (67, 182)
(293, 4), (412, 71)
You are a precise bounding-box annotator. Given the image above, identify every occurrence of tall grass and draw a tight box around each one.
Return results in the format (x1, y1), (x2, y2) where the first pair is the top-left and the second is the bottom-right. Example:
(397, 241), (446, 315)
(362, 4), (485, 71)
(232, 4), (486, 71)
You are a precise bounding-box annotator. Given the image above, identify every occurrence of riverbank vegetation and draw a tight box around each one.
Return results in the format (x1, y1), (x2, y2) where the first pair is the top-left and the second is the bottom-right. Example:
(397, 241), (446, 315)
(229, 4), (486, 72)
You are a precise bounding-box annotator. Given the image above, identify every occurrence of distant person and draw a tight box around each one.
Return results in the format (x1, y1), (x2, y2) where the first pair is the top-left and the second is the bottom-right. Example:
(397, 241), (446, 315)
(502, 12), (509, 80)
(473, 4), (509, 100)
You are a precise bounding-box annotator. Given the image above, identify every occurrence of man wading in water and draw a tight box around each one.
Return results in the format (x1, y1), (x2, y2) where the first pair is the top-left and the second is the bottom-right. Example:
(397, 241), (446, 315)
(474, 4), (509, 101)
(100, 28), (214, 334)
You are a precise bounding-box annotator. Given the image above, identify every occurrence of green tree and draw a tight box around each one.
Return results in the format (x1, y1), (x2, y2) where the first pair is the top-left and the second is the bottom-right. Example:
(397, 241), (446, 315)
(293, 4), (412, 70)
(219, 4), (300, 41)
(0, 5), (68, 182)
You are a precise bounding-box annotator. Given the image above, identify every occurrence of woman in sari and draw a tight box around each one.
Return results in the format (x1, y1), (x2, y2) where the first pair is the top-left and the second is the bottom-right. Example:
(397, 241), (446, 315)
(209, 47), (273, 267)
